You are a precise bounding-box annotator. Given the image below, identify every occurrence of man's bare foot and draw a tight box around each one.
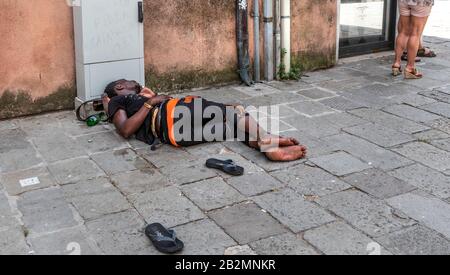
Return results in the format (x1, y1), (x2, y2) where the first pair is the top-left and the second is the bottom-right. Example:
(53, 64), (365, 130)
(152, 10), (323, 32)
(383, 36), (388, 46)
(259, 134), (299, 148)
(265, 145), (307, 162)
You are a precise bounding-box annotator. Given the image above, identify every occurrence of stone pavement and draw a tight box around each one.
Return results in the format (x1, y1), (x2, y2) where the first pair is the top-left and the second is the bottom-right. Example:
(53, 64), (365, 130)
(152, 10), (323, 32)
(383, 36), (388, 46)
(1, 36), (450, 255)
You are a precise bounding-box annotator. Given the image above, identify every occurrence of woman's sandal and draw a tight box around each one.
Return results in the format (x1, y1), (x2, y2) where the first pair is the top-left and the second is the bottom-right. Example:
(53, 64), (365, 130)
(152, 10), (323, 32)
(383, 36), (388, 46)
(401, 52), (421, 62)
(404, 68), (423, 79)
(417, 47), (437, 58)
(392, 65), (402, 77)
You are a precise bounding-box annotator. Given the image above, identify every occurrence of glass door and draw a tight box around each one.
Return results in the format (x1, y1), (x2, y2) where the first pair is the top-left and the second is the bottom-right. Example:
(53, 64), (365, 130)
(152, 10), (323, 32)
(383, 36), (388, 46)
(339, 0), (397, 58)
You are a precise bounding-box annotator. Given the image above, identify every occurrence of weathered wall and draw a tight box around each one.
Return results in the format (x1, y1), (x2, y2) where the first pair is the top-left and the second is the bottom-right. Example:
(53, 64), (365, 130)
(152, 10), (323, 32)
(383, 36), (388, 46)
(292, 0), (337, 71)
(143, 0), (239, 92)
(0, 0), (337, 119)
(0, 0), (76, 119)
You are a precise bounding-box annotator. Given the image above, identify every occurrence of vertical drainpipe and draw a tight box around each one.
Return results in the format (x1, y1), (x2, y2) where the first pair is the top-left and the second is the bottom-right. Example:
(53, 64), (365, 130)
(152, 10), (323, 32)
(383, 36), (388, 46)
(263, 0), (274, 81)
(254, 0), (261, 82)
(281, 0), (291, 73)
(275, 0), (281, 79)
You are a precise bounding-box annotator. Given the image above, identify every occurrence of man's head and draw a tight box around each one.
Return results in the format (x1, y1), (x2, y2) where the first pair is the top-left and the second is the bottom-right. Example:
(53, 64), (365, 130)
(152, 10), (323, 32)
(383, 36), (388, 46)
(104, 79), (142, 98)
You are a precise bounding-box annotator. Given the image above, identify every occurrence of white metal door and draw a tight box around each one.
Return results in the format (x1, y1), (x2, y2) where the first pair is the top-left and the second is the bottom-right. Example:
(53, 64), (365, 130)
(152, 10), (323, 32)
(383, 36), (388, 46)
(77, 0), (144, 64)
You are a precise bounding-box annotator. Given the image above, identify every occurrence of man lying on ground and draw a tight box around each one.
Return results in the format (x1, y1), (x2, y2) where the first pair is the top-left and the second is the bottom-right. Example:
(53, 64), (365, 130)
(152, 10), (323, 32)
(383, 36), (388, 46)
(102, 79), (307, 162)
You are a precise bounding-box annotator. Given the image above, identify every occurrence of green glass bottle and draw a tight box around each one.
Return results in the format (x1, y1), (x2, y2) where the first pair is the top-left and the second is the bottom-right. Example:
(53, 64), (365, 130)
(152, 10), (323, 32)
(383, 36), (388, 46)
(86, 115), (100, 127)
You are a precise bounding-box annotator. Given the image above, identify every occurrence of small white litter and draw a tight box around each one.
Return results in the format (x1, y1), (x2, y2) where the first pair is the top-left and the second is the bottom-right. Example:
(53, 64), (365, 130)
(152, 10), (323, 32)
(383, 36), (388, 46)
(19, 177), (40, 188)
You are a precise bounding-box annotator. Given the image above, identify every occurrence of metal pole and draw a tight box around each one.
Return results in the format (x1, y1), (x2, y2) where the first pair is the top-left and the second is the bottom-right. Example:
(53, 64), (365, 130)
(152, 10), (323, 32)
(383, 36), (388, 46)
(263, 0), (274, 81)
(281, 0), (291, 73)
(275, 0), (281, 79)
(254, 0), (261, 82)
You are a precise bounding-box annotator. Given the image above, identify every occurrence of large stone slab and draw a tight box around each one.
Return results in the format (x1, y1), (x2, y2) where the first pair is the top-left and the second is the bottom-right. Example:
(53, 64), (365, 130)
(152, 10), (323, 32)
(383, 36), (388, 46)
(249, 233), (318, 255)
(318, 96), (368, 111)
(304, 221), (389, 255)
(137, 146), (197, 169)
(349, 108), (430, 134)
(297, 88), (336, 100)
(343, 123), (415, 147)
(320, 133), (414, 171)
(0, 227), (30, 255)
(32, 132), (88, 163)
(29, 227), (100, 255)
(209, 203), (287, 244)
(317, 190), (415, 237)
(91, 148), (151, 175)
(48, 157), (106, 185)
(420, 102), (450, 118)
(287, 101), (337, 117)
(342, 169), (416, 199)
(266, 80), (313, 92)
(173, 219), (237, 255)
(310, 152), (371, 176)
(391, 93), (437, 107)
(314, 112), (367, 129)
(85, 210), (161, 255)
(226, 172), (284, 197)
(430, 138), (450, 152)
(283, 115), (341, 138)
(392, 142), (450, 172)
(17, 187), (78, 235)
(62, 177), (130, 220)
(271, 165), (350, 197)
(160, 161), (217, 185)
(375, 225), (450, 255)
(414, 129), (450, 141)
(383, 104), (442, 123)
(253, 189), (336, 233)
(0, 129), (43, 173)
(427, 118), (450, 134)
(420, 90), (450, 104)
(129, 186), (205, 228)
(387, 192), (450, 239)
(341, 90), (396, 109)
(181, 178), (245, 211)
(110, 168), (170, 196)
(1, 166), (57, 196)
(75, 131), (128, 154)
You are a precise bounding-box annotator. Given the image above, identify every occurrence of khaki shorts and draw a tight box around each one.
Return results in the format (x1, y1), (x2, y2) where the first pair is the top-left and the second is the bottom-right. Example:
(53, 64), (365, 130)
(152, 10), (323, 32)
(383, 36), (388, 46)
(399, 2), (432, 17)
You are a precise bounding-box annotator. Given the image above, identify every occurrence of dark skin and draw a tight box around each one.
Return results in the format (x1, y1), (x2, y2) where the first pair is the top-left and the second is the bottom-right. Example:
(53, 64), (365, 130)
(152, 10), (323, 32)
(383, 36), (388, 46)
(103, 80), (307, 162)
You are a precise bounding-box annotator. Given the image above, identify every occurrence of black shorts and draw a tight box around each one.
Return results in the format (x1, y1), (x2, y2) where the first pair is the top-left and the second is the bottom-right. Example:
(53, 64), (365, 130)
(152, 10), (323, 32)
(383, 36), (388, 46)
(158, 96), (247, 147)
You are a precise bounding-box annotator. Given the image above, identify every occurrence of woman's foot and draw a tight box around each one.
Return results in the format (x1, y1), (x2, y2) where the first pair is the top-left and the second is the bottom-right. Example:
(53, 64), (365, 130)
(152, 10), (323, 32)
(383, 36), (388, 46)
(392, 63), (402, 77)
(404, 67), (423, 79)
(265, 145), (307, 162)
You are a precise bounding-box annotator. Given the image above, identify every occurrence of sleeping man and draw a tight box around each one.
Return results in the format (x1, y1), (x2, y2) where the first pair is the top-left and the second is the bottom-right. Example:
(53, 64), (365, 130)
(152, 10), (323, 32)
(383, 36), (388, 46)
(102, 79), (307, 162)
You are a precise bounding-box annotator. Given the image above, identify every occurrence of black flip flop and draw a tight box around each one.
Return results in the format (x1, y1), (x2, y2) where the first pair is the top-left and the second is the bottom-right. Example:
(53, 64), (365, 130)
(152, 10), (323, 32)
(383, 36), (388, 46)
(206, 158), (244, 176)
(145, 223), (184, 254)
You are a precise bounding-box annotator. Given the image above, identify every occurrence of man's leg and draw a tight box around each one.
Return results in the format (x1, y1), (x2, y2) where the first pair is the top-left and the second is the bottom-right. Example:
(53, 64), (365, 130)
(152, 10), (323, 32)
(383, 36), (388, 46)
(231, 106), (307, 161)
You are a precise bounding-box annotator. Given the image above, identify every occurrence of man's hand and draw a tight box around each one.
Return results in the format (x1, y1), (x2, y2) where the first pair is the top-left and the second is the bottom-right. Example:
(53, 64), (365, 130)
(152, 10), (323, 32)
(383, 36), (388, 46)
(147, 95), (172, 106)
(102, 93), (110, 114)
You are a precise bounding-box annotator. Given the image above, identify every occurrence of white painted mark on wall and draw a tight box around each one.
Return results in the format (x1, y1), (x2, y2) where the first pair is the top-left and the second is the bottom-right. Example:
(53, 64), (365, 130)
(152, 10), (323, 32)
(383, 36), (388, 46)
(19, 177), (40, 188)
(238, 0), (248, 10)
(66, 0), (81, 7)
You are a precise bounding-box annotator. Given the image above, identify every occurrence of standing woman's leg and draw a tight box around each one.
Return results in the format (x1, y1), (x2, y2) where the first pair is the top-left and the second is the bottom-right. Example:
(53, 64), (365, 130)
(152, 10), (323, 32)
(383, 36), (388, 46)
(405, 15), (429, 76)
(393, 16), (411, 70)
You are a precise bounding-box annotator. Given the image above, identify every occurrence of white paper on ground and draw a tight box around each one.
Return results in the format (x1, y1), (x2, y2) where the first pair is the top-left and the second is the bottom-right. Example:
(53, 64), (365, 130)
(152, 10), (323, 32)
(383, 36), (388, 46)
(19, 177), (40, 188)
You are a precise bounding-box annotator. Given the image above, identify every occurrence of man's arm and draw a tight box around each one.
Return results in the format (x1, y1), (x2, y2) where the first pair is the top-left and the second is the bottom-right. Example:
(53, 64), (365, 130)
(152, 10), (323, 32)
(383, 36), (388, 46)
(112, 95), (171, 139)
